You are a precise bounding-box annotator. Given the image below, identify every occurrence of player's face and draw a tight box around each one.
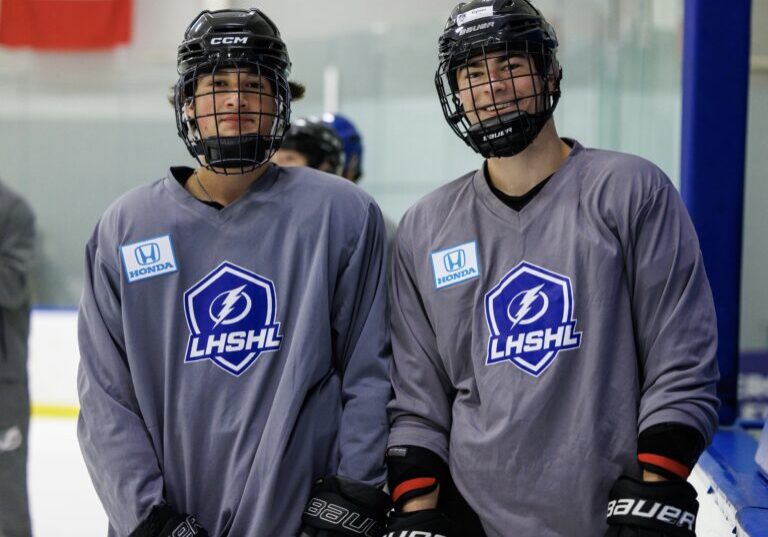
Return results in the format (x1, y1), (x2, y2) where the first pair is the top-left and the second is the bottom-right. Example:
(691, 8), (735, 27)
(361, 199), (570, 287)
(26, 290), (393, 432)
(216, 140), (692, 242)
(271, 148), (308, 167)
(455, 51), (542, 125)
(187, 69), (278, 139)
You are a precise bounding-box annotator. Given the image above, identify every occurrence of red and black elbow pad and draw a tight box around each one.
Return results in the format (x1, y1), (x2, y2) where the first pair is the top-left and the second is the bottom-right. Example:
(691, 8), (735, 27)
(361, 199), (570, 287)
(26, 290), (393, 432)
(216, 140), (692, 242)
(386, 445), (450, 510)
(637, 423), (706, 480)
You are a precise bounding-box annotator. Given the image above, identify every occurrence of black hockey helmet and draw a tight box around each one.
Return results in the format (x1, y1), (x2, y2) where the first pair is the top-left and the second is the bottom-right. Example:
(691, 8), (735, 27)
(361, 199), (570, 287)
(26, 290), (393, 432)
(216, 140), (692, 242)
(435, 0), (562, 158)
(174, 8), (292, 173)
(280, 118), (345, 175)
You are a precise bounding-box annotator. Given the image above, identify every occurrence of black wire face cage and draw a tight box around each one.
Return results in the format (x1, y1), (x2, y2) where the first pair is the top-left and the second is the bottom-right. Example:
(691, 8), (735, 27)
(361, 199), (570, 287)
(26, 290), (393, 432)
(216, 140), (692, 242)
(435, 40), (560, 159)
(174, 58), (291, 174)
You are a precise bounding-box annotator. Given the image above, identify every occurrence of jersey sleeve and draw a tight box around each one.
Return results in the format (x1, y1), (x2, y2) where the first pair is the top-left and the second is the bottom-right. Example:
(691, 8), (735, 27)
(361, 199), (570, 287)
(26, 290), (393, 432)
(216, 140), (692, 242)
(76, 228), (165, 535)
(386, 222), (454, 463)
(331, 201), (392, 485)
(630, 182), (720, 445)
(0, 197), (35, 309)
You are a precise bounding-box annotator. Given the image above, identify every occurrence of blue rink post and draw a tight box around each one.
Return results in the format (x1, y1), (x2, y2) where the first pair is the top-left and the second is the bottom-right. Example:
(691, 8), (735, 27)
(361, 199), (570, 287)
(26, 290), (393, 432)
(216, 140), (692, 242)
(680, 0), (752, 425)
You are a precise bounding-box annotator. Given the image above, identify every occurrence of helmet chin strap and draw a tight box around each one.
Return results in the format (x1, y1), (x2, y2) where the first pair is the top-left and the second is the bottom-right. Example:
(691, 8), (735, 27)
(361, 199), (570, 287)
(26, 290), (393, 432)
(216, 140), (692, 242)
(467, 108), (552, 158)
(195, 135), (276, 174)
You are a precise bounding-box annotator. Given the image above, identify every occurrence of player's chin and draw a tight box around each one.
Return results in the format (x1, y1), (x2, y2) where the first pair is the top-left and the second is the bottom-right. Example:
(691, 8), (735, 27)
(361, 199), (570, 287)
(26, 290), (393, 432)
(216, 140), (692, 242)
(216, 121), (260, 135)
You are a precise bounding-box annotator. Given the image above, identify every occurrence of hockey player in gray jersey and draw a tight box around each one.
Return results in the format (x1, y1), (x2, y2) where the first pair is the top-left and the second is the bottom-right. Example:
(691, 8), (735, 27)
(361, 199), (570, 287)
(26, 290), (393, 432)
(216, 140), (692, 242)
(77, 8), (391, 537)
(384, 1), (719, 536)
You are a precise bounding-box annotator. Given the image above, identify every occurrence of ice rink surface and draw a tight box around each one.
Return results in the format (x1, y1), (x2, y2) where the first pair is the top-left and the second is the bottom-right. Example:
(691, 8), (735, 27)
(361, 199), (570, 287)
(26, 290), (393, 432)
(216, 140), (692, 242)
(28, 417), (107, 536)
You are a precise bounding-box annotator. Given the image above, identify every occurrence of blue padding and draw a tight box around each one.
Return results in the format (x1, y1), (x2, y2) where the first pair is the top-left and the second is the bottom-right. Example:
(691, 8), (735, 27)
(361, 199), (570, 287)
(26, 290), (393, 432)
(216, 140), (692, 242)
(757, 423), (768, 481)
(739, 508), (768, 537)
(698, 428), (768, 533)
(681, 0), (752, 426)
(32, 305), (78, 312)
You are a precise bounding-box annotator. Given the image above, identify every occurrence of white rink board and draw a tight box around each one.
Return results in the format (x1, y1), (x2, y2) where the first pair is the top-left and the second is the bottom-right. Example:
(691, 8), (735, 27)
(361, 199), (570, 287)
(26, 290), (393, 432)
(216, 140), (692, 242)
(28, 308), (80, 409)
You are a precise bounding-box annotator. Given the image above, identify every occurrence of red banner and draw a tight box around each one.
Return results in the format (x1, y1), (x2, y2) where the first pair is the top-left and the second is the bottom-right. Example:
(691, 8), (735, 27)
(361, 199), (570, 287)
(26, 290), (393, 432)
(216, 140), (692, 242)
(0, 0), (132, 50)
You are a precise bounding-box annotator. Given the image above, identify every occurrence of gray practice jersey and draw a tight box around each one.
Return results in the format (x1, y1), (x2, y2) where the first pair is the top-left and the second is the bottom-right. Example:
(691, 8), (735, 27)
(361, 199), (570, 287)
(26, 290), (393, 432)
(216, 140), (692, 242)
(77, 165), (391, 537)
(387, 141), (719, 537)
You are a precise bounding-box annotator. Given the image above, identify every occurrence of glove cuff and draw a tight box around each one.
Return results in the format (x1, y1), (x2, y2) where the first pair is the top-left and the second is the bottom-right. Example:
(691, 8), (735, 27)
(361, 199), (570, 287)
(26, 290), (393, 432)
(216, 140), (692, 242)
(129, 505), (176, 537)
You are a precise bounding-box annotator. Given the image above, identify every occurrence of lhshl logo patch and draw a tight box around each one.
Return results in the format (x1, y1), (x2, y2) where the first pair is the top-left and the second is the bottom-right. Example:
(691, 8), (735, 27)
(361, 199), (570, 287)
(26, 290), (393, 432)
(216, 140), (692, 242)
(184, 261), (282, 376)
(484, 262), (581, 376)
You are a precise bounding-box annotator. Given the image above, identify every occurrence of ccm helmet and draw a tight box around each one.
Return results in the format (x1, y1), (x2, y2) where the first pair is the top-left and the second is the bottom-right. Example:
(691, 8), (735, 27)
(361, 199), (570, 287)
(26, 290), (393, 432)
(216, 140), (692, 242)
(280, 118), (345, 175)
(436, 0), (562, 158)
(321, 113), (363, 181)
(174, 9), (292, 173)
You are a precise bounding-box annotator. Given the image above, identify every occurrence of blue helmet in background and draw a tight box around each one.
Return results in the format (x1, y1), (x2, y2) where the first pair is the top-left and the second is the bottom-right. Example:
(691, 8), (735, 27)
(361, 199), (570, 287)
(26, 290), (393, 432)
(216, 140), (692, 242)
(322, 113), (363, 182)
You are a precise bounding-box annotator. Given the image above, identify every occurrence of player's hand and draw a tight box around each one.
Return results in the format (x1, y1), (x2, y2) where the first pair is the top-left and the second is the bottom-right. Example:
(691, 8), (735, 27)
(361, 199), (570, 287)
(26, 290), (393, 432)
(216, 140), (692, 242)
(128, 505), (209, 537)
(298, 475), (390, 537)
(386, 509), (455, 537)
(604, 475), (698, 537)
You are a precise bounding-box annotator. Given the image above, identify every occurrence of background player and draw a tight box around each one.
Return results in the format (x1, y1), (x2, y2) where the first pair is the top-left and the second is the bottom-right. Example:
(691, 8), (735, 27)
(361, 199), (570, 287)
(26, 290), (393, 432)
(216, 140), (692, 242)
(0, 179), (35, 537)
(77, 9), (391, 537)
(272, 117), (345, 174)
(385, 1), (719, 536)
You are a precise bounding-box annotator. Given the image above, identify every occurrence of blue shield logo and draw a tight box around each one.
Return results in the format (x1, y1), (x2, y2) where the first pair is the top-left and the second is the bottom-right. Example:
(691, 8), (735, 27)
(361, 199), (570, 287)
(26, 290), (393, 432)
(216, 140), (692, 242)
(183, 261), (282, 376)
(484, 262), (582, 376)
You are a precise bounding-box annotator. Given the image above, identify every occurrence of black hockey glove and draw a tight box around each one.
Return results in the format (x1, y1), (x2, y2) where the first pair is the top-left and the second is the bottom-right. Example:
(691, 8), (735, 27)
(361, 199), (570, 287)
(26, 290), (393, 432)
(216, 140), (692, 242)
(128, 504), (208, 537)
(385, 509), (455, 537)
(299, 476), (391, 537)
(604, 476), (698, 537)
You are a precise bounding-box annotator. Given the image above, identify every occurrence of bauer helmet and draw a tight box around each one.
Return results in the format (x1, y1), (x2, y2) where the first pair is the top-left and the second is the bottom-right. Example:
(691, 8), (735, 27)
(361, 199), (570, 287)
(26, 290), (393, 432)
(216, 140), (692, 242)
(436, 0), (562, 158)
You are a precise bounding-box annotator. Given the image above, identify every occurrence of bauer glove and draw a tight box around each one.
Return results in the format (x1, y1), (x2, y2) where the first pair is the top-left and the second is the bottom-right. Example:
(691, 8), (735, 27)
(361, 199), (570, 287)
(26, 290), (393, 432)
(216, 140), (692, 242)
(604, 475), (698, 537)
(299, 475), (391, 537)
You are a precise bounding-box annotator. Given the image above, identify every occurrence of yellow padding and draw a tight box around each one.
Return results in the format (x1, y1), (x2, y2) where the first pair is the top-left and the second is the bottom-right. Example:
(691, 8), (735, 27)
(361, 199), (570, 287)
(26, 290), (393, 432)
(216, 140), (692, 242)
(31, 404), (79, 418)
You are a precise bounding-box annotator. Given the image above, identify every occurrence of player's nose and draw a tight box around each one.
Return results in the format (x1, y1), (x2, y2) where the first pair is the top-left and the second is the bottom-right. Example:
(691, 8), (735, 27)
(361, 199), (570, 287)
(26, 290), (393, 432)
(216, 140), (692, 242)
(223, 89), (250, 111)
(488, 72), (511, 95)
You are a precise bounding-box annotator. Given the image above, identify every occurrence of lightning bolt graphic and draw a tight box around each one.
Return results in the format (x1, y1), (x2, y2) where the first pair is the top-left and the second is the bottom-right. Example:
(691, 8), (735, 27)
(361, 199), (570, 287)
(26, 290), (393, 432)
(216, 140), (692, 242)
(213, 285), (247, 328)
(510, 284), (545, 328)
